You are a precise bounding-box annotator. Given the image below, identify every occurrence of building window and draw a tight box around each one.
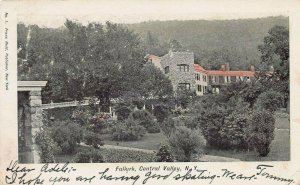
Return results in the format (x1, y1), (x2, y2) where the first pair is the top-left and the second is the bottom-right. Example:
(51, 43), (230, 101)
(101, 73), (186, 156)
(165, 66), (170, 74)
(226, 76), (229, 83)
(198, 85), (202, 92)
(177, 64), (189, 72)
(203, 75), (207, 82)
(178, 83), (190, 90)
(195, 74), (200, 81)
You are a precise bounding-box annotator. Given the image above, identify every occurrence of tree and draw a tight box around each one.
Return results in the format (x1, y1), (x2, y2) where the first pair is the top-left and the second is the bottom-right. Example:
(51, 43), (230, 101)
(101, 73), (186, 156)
(255, 89), (282, 112)
(175, 87), (195, 109)
(139, 63), (174, 100)
(258, 25), (289, 107)
(153, 104), (170, 124)
(169, 39), (185, 52)
(130, 110), (156, 131)
(246, 110), (275, 157)
(168, 127), (206, 162)
(144, 31), (168, 56)
(115, 106), (132, 121)
(240, 81), (264, 108)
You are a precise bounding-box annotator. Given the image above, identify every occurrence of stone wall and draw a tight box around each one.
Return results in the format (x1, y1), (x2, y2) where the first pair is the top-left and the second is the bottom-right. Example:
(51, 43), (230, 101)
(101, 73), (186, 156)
(18, 81), (47, 163)
(161, 51), (196, 92)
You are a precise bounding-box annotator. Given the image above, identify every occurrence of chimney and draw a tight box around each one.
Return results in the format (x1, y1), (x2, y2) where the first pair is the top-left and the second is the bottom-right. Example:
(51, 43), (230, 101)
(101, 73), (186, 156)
(220, 65), (226, 71)
(250, 65), (255, 72)
(225, 63), (230, 71)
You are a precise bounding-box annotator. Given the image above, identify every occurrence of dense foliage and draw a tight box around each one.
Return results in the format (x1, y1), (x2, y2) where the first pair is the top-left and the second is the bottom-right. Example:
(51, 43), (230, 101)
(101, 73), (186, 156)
(50, 121), (83, 154)
(168, 127), (206, 162)
(154, 144), (174, 162)
(73, 148), (105, 163)
(246, 111), (275, 156)
(127, 16), (288, 70)
(35, 130), (56, 163)
(84, 131), (104, 149)
(153, 104), (170, 124)
(115, 106), (132, 121)
(112, 118), (146, 141)
(130, 109), (160, 133)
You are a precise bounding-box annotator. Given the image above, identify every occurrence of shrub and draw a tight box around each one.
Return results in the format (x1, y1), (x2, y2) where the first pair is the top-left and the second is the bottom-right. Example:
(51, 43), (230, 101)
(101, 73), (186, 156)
(168, 127), (206, 162)
(146, 122), (161, 133)
(175, 88), (195, 109)
(255, 89), (282, 112)
(130, 110), (156, 132)
(153, 104), (170, 123)
(219, 112), (249, 149)
(115, 106), (131, 121)
(154, 144), (174, 162)
(50, 121), (83, 154)
(88, 113), (109, 133)
(246, 110), (275, 157)
(112, 118), (146, 141)
(35, 131), (57, 163)
(73, 149), (105, 163)
(197, 106), (229, 148)
(84, 131), (104, 149)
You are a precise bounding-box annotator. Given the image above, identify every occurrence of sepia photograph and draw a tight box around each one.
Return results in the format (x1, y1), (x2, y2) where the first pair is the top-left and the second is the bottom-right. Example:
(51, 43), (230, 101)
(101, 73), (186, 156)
(16, 12), (289, 164)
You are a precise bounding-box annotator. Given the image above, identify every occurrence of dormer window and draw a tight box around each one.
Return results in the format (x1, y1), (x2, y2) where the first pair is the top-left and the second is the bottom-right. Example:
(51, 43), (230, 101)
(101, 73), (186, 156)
(165, 66), (170, 74)
(177, 64), (189, 72)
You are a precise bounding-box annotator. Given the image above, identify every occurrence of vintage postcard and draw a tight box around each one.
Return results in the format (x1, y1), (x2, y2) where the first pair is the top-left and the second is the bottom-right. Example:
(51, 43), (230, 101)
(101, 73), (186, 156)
(0, 0), (300, 184)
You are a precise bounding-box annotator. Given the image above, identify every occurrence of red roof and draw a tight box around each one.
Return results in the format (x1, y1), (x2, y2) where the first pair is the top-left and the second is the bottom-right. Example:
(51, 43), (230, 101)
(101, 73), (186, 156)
(194, 64), (255, 76)
(206, 70), (255, 76)
(194, 64), (207, 73)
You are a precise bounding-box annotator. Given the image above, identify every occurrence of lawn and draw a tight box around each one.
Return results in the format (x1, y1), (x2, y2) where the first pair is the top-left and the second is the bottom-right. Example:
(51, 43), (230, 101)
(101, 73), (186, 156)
(102, 132), (168, 151)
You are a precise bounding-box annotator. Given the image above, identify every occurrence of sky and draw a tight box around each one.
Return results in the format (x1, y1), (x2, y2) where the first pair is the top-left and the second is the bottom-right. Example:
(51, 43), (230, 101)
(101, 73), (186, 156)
(11, 0), (291, 28)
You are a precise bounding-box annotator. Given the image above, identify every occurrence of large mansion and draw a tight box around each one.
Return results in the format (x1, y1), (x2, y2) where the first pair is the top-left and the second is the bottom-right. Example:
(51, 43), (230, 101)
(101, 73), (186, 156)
(145, 51), (256, 95)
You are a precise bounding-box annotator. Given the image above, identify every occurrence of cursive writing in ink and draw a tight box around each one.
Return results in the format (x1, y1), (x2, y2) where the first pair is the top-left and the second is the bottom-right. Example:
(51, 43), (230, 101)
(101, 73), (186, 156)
(256, 164), (294, 185)
(98, 168), (140, 185)
(41, 162), (75, 173)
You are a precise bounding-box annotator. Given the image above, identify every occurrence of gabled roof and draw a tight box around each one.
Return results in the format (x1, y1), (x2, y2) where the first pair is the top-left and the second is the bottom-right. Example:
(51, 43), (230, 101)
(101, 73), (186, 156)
(194, 64), (207, 73)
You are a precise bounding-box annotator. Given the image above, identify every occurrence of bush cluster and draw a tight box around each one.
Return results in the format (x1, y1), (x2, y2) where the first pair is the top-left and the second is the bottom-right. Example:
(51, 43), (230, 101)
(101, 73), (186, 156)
(115, 106), (131, 121)
(246, 110), (275, 156)
(130, 110), (157, 131)
(73, 149), (105, 163)
(194, 83), (277, 156)
(35, 130), (57, 163)
(50, 121), (83, 154)
(168, 127), (206, 162)
(112, 118), (146, 141)
(84, 131), (104, 149)
(154, 144), (174, 162)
